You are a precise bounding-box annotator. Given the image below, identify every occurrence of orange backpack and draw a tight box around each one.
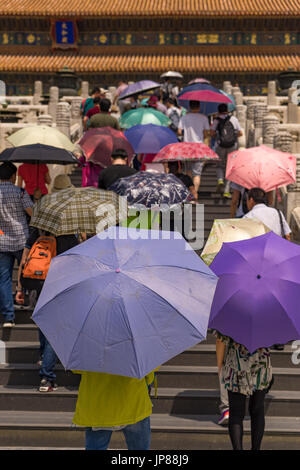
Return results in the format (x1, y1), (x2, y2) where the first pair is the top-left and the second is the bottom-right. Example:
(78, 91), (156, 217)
(21, 236), (57, 290)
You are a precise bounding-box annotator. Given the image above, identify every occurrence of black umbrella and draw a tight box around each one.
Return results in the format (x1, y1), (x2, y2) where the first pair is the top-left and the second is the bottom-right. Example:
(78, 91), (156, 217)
(0, 144), (78, 165)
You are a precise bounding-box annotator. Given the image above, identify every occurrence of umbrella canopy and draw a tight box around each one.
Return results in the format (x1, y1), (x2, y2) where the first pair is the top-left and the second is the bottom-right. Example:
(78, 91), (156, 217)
(6, 125), (76, 152)
(119, 80), (161, 100)
(179, 90), (232, 104)
(119, 108), (170, 129)
(124, 124), (178, 154)
(177, 83), (233, 115)
(226, 145), (297, 192)
(152, 142), (219, 163)
(79, 127), (134, 168)
(30, 187), (123, 236)
(160, 71), (183, 79)
(109, 171), (193, 208)
(208, 232), (300, 352)
(32, 226), (218, 378)
(188, 78), (211, 85)
(0, 144), (78, 165)
(201, 218), (270, 266)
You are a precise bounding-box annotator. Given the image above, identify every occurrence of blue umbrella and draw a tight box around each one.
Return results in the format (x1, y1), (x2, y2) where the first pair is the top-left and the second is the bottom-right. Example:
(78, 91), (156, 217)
(177, 83), (231, 115)
(32, 227), (218, 379)
(119, 80), (161, 100)
(124, 124), (178, 154)
(109, 171), (193, 208)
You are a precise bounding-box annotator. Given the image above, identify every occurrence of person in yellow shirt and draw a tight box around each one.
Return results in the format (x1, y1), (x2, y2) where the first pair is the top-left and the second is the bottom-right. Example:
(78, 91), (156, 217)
(72, 370), (156, 450)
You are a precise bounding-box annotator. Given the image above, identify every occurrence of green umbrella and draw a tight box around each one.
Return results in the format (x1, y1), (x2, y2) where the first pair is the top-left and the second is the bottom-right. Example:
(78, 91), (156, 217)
(6, 125), (76, 152)
(119, 108), (170, 129)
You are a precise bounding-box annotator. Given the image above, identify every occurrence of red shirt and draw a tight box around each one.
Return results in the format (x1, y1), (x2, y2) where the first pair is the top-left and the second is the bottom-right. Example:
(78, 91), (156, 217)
(86, 106), (101, 119)
(18, 163), (49, 195)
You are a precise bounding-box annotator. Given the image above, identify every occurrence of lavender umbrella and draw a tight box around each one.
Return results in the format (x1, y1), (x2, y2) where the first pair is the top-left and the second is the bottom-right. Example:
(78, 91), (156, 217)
(124, 124), (178, 154)
(119, 80), (161, 100)
(32, 227), (218, 379)
(208, 232), (300, 352)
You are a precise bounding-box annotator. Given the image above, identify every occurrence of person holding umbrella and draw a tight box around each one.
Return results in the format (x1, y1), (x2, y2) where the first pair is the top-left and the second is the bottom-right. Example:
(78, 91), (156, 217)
(177, 100), (210, 196)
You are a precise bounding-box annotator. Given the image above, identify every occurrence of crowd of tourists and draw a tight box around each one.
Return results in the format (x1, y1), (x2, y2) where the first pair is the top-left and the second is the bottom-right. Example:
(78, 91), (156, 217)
(0, 74), (295, 451)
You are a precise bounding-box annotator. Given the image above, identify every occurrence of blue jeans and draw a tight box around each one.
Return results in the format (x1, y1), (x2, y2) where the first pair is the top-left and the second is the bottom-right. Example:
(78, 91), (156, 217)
(39, 329), (57, 382)
(85, 416), (151, 450)
(0, 250), (23, 322)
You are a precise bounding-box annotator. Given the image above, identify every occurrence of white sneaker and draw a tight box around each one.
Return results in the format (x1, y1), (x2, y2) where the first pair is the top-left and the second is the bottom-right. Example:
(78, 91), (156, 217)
(3, 322), (15, 328)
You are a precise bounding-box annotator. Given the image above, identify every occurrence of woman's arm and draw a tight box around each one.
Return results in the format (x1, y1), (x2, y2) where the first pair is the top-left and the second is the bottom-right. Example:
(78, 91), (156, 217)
(216, 338), (226, 373)
(45, 172), (51, 186)
(17, 175), (23, 188)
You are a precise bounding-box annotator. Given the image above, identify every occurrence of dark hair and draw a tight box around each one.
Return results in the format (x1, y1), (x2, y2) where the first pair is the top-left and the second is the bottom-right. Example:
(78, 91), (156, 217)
(168, 161), (179, 174)
(218, 103), (228, 113)
(247, 188), (266, 204)
(100, 98), (111, 112)
(189, 100), (200, 110)
(93, 96), (101, 105)
(91, 87), (100, 95)
(111, 149), (128, 160)
(0, 162), (17, 180)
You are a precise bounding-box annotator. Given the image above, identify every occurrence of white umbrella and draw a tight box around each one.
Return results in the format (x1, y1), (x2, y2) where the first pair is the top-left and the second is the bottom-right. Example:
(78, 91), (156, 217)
(160, 71), (183, 79)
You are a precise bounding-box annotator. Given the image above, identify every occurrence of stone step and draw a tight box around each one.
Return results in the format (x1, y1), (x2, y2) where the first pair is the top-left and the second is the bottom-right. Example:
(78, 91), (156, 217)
(0, 325), (39, 343)
(0, 385), (299, 418)
(0, 364), (298, 391)
(0, 341), (295, 370)
(0, 411), (299, 449)
(156, 366), (300, 391)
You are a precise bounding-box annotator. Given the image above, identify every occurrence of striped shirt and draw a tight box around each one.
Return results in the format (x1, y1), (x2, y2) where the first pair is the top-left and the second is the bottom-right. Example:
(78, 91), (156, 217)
(0, 182), (33, 252)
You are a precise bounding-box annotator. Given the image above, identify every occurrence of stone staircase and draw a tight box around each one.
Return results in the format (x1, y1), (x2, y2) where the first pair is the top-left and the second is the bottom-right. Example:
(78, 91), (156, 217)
(1, 163), (300, 449)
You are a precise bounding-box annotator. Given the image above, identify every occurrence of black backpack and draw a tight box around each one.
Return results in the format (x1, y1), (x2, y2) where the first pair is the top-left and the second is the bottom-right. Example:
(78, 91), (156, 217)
(217, 116), (237, 148)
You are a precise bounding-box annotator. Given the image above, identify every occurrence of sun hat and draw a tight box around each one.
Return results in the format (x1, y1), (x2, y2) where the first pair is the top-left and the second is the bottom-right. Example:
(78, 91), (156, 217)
(52, 174), (74, 193)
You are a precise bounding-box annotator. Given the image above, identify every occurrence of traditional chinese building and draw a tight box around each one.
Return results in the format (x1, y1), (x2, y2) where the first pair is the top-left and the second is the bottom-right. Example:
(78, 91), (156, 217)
(0, 0), (300, 95)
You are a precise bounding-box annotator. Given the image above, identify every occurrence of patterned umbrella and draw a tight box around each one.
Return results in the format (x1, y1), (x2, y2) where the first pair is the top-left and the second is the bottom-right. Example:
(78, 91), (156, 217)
(109, 171), (193, 209)
(119, 80), (161, 100)
(119, 108), (170, 129)
(30, 187), (124, 236)
(79, 127), (134, 168)
(152, 142), (219, 163)
(226, 145), (297, 192)
(201, 218), (270, 266)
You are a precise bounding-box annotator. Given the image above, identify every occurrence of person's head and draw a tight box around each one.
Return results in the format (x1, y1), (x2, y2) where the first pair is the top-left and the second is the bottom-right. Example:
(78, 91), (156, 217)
(93, 96), (101, 106)
(100, 98), (111, 113)
(91, 87), (100, 97)
(168, 161), (180, 175)
(247, 187), (266, 211)
(166, 97), (176, 108)
(0, 162), (17, 183)
(52, 174), (73, 193)
(189, 100), (200, 112)
(218, 103), (229, 114)
(111, 149), (128, 165)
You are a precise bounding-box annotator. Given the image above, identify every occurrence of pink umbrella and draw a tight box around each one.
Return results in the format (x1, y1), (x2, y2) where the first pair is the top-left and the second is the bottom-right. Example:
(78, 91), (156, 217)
(179, 90), (233, 104)
(188, 78), (211, 85)
(152, 142), (219, 162)
(79, 127), (134, 168)
(226, 145), (296, 192)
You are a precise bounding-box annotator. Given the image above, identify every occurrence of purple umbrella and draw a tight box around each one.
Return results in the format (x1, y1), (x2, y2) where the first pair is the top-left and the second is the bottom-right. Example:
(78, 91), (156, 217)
(208, 232), (300, 352)
(124, 124), (178, 154)
(32, 227), (218, 379)
(119, 80), (161, 100)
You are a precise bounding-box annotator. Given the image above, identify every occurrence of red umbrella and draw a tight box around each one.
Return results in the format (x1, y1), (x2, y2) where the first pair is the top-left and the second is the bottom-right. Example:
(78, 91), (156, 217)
(152, 142), (219, 163)
(79, 127), (134, 168)
(179, 90), (233, 104)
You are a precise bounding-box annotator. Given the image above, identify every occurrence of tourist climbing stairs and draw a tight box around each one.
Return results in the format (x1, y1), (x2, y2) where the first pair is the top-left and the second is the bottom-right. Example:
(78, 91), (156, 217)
(1, 165), (299, 449)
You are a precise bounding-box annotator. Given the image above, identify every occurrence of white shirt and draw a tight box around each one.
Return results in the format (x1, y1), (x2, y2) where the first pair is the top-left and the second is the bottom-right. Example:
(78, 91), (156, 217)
(178, 113), (210, 143)
(244, 203), (291, 237)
